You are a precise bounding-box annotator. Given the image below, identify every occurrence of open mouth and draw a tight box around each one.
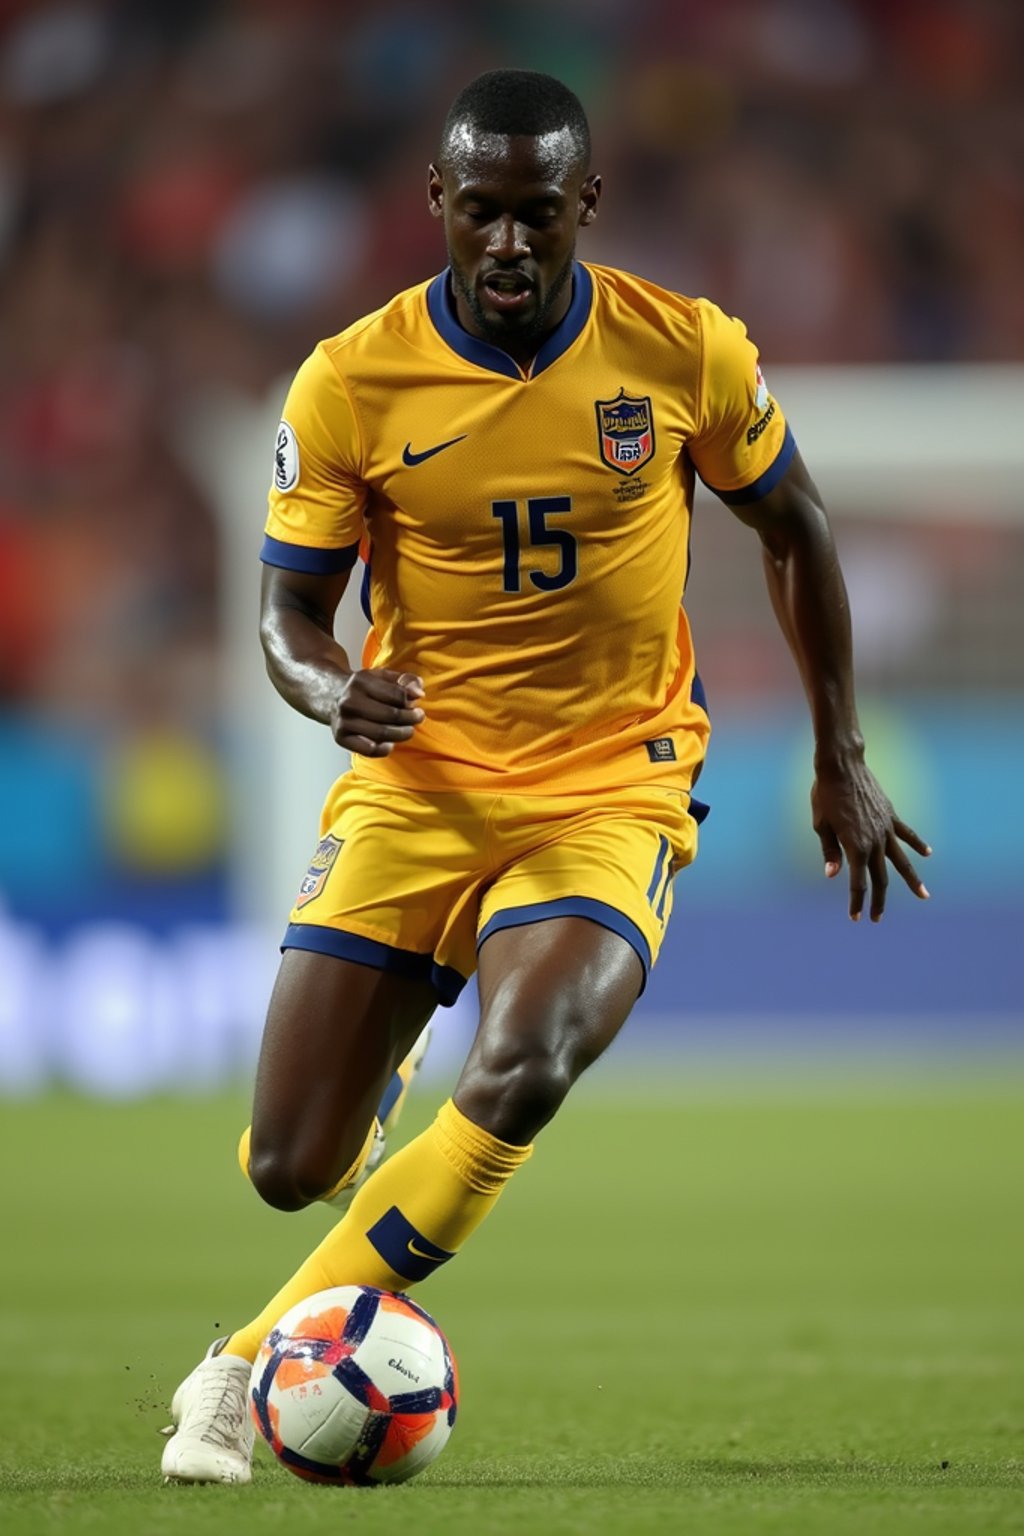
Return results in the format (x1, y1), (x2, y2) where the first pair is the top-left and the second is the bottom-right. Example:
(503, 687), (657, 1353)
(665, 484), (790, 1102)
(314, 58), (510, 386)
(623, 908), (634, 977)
(481, 270), (535, 314)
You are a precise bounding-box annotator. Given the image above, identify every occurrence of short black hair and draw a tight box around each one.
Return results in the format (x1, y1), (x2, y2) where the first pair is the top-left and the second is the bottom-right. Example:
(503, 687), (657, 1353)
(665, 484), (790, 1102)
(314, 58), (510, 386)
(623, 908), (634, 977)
(439, 69), (591, 171)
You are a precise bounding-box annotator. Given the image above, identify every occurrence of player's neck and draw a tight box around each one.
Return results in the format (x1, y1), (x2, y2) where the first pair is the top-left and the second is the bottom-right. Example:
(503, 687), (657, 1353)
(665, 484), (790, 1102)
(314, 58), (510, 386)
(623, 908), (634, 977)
(451, 286), (574, 374)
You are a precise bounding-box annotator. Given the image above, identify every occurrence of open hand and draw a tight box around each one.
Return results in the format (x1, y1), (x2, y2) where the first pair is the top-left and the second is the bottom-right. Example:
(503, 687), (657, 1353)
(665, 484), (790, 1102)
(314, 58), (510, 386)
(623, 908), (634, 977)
(812, 760), (931, 922)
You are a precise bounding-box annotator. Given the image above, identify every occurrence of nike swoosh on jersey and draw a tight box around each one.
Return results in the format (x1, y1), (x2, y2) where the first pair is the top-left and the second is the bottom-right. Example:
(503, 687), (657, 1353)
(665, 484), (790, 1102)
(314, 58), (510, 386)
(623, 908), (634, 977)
(402, 434), (467, 466)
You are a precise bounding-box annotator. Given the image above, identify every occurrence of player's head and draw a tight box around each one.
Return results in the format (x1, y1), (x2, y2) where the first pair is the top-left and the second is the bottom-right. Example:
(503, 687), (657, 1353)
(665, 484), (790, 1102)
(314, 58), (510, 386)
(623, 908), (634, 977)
(428, 70), (601, 357)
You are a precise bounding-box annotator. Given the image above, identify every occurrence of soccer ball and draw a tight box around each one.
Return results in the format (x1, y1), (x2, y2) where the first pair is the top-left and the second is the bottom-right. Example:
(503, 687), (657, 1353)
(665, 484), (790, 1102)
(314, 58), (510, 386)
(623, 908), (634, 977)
(248, 1285), (458, 1485)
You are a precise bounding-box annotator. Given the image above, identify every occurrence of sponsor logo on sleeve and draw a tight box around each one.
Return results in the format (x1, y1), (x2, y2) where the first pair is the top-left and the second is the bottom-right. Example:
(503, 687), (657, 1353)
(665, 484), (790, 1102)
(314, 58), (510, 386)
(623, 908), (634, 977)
(274, 420), (300, 492)
(746, 399), (776, 445)
(754, 362), (769, 410)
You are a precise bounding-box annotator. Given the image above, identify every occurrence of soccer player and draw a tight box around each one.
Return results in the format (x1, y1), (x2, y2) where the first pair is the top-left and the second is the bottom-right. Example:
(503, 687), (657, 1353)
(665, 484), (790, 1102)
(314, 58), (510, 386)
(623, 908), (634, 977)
(160, 70), (930, 1484)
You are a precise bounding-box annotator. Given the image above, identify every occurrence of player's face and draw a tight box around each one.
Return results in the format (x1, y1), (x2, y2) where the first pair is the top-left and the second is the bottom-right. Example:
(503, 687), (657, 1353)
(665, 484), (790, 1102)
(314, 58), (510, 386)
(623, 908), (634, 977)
(428, 128), (600, 363)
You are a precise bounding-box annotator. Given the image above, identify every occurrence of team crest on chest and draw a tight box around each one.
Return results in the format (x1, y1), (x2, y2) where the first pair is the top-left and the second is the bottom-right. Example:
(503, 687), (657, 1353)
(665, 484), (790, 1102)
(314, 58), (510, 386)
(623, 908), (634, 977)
(295, 834), (343, 908)
(595, 388), (655, 476)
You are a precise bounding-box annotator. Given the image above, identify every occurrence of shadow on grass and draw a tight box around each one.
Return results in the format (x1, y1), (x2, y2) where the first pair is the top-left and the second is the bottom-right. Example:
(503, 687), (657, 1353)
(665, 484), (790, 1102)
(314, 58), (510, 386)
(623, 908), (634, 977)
(2, 1457), (1018, 1497)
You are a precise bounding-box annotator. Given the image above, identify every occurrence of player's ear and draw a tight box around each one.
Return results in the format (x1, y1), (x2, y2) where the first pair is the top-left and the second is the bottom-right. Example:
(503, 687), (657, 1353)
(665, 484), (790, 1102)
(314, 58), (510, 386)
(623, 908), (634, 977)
(427, 163), (444, 219)
(578, 173), (601, 228)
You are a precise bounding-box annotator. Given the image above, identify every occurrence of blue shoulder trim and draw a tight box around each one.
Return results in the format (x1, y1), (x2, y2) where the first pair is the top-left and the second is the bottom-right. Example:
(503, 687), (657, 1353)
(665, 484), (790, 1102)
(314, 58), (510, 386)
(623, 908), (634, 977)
(705, 424), (797, 506)
(260, 536), (360, 574)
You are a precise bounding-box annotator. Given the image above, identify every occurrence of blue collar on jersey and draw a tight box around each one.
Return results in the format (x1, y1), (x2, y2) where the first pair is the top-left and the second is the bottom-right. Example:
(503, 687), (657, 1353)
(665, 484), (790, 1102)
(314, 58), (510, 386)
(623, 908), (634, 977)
(426, 261), (594, 380)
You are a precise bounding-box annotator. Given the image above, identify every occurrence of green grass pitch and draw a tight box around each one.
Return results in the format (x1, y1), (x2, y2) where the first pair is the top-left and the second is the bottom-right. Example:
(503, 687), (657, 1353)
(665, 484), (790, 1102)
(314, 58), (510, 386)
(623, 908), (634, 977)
(0, 1061), (1021, 1535)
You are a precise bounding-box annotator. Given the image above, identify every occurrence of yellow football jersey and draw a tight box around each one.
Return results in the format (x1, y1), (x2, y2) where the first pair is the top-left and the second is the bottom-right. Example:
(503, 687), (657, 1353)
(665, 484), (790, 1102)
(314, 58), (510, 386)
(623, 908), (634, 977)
(263, 261), (793, 797)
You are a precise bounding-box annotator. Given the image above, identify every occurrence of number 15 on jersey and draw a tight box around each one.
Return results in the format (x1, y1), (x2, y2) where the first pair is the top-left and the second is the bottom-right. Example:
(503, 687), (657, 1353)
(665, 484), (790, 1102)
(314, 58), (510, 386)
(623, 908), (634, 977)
(491, 497), (577, 593)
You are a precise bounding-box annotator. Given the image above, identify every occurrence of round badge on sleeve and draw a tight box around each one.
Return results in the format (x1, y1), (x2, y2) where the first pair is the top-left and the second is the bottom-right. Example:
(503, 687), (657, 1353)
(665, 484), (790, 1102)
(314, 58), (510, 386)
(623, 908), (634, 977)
(274, 420), (300, 492)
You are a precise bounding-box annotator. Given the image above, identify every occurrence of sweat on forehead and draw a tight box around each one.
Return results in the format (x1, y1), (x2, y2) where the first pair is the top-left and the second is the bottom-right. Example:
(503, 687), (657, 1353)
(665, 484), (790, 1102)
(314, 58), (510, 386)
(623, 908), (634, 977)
(439, 122), (586, 183)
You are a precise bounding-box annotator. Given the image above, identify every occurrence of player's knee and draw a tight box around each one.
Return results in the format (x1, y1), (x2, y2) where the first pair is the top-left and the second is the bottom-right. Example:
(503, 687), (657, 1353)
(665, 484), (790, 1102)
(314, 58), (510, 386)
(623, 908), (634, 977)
(246, 1145), (310, 1211)
(460, 1034), (577, 1142)
(246, 1142), (327, 1212)
(247, 1116), (372, 1211)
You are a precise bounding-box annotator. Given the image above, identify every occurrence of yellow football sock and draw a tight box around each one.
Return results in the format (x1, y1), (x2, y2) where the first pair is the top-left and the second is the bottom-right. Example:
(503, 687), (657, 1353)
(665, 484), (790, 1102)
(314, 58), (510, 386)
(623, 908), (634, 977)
(223, 1099), (531, 1362)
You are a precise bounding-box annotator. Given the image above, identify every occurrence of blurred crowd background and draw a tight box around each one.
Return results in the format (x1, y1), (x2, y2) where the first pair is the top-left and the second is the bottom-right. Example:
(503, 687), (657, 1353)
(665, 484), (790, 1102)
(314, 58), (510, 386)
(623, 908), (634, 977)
(0, 0), (1021, 1090)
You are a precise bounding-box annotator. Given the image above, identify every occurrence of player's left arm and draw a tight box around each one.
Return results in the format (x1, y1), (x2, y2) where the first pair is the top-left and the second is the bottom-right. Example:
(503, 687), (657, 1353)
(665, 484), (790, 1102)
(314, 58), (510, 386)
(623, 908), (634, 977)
(729, 449), (931, 921)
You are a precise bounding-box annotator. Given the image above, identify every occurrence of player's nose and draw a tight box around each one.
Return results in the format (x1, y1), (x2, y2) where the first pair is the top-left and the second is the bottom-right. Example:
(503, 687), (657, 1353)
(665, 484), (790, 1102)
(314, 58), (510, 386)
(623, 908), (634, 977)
(486, 214), (530, 260)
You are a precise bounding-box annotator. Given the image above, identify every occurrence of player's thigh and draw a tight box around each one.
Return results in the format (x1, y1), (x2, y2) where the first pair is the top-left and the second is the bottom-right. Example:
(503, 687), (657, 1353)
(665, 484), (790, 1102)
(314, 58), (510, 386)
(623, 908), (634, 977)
(455, 917), (642, 1141)
(252, 948), (436, 1171)
(477, 784), (697, 994)
(454, 786), (697, 1140)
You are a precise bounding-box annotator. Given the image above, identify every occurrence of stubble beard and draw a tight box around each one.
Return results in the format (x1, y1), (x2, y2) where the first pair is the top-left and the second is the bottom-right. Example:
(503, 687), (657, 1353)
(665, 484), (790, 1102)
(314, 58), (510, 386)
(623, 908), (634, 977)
(449, 251), (575, 355)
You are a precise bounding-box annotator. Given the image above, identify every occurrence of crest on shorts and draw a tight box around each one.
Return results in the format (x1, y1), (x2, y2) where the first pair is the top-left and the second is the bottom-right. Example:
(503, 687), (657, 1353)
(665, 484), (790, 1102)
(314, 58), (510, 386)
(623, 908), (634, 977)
(295, 834), (342, 908)
(595, 388), (655, 475)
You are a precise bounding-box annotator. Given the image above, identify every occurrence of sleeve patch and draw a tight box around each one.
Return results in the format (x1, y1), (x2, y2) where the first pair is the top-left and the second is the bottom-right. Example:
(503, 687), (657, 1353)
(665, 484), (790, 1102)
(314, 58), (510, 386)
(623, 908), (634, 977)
(274, 420), (300, 493)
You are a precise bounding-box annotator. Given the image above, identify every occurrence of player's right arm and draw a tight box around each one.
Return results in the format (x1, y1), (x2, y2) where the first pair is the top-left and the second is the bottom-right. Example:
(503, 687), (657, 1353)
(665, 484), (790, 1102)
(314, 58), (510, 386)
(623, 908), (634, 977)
(260, 345), (424, 758)
(260, 566), (424, 759)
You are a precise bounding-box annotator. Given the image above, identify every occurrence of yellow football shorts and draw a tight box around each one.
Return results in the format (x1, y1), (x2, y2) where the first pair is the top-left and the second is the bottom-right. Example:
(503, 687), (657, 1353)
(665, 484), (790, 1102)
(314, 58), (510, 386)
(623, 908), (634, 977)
(283, 775), (701, 1004)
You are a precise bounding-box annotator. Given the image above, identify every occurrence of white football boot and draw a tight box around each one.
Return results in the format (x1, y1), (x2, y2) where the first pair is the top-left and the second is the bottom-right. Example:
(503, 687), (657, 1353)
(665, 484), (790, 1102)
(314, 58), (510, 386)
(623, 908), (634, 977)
(160, 1338), (254, 1485)
(320, 1023), (432, 1214)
